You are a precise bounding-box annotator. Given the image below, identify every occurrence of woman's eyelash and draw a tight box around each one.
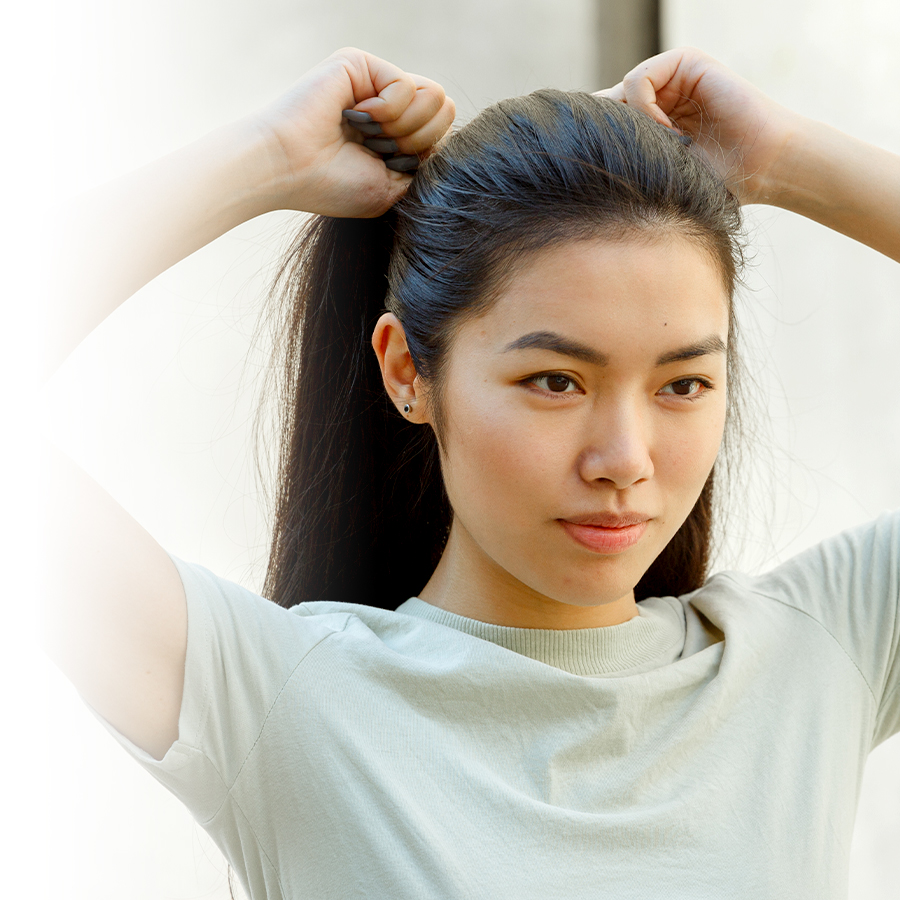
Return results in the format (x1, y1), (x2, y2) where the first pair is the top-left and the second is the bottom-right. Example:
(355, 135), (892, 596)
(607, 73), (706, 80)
(523, 373), (714, 400)
(659, 377), (714, 400)
(524, 373), (582, 396)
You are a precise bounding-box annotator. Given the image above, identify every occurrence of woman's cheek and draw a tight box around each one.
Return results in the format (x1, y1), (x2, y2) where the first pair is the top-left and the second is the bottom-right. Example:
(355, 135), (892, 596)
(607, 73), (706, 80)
(659, 403), (725, 470)
(457, 406), (555, 517)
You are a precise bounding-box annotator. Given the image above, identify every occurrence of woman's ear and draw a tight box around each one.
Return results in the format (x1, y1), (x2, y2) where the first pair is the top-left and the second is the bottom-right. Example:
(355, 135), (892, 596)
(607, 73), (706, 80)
(371, 313), (430, 423)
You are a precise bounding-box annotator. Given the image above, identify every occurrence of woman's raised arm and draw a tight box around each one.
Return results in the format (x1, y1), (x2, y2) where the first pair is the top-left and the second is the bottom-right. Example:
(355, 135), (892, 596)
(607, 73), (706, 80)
(598, 47), (900, 263)
(40, 48), (454, 761)
(757, 117), (900, 263)
(46, 47), (456, 374)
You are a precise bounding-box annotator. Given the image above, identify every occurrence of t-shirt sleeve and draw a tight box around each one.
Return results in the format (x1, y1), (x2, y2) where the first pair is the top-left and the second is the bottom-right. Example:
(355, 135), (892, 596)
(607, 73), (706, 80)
(750, 508), (900, 748)
(84, 553), (346, 824)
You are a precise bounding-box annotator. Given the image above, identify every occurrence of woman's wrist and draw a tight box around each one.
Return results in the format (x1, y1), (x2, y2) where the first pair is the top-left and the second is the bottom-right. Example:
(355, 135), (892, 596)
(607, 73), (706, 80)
(732, 106), (804, 207)
(750, 114), (900, 261)
(203, 116), (296, 221)
(752, 113), (834, 210)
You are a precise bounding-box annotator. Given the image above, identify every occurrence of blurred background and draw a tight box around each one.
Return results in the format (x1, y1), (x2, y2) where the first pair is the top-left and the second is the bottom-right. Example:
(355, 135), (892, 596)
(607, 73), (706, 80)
(6, 0), (899, 896)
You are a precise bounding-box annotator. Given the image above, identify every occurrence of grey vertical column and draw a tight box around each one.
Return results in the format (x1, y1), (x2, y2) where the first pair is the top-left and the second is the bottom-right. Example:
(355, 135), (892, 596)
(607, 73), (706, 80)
(594, 0), (661, 88)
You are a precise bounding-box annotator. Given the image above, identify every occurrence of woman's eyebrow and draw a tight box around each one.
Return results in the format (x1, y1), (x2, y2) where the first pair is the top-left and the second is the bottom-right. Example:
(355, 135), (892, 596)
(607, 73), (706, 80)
(500, 331), (727, 366)
(655, 334), (727, 365)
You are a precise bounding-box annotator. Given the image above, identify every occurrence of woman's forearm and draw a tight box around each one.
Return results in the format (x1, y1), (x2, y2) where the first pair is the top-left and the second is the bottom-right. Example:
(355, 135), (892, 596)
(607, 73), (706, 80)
(45, 118), (283, 379)
(41, 49), (453, 381)
(758, 114), (900, 263)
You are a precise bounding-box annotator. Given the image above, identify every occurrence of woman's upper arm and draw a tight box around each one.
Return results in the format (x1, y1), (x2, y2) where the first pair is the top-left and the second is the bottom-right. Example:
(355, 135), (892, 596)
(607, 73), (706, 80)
(40, 442), (187, 761)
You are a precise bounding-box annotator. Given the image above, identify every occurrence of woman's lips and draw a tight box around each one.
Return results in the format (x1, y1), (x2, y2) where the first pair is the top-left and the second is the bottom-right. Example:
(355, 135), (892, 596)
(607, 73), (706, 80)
(558, 519), (649, 553)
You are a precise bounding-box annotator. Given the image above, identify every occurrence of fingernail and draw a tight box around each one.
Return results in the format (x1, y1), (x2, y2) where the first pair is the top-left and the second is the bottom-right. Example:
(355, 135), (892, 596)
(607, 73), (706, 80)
(342, 109), (373, 124)
(349, 121), (384, 136)
(386, 155), (419, 172)
(364, 137), (399, 153)
(677, 133), (692, 146)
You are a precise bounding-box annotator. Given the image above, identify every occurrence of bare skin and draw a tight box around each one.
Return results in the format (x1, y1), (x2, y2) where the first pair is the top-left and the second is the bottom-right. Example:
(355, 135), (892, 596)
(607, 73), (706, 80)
(40, 45), (900, 764)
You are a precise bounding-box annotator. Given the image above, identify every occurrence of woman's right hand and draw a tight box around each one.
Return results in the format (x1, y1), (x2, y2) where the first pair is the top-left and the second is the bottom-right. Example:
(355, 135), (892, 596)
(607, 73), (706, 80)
(249, 47), (456, 218)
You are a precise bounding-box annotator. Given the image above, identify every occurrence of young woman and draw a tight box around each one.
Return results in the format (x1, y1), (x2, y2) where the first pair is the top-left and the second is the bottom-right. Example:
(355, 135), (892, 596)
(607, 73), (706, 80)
(42, 45), (900, 898)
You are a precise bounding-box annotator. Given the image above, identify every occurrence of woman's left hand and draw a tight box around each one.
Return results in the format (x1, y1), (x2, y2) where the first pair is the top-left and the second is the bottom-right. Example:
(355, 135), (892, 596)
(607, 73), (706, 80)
(595, 47), (799, 205)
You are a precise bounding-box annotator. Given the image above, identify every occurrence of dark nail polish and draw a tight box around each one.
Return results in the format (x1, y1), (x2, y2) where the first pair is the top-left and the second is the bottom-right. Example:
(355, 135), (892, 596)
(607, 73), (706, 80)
(342, 109), (373, 124)
(364, 137), (399, 154)
(386, 155), (419, 172)
(350, 121), (384, 136)
(677, 133), (692, 146)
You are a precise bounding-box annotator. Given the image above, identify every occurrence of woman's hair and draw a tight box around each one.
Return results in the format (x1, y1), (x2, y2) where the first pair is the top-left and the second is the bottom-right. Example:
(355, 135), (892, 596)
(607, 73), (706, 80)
(259, 89), (745, 611)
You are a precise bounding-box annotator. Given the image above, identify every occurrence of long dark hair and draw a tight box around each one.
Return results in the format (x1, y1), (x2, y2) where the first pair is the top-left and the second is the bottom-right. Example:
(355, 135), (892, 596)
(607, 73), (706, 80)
(260, 90), (745, 611)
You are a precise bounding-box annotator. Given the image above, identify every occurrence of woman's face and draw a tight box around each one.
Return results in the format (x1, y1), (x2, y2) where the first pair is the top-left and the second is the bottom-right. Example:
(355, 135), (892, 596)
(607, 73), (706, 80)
(415, 234), (730, 628)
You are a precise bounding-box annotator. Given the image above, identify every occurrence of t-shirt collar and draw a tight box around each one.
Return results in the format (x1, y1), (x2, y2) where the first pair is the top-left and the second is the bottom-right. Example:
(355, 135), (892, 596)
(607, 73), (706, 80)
(395, 595), (685, 676)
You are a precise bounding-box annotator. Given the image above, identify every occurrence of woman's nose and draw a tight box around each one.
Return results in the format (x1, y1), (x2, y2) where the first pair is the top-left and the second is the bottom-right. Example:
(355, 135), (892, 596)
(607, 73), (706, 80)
(576, 404), (654, 489)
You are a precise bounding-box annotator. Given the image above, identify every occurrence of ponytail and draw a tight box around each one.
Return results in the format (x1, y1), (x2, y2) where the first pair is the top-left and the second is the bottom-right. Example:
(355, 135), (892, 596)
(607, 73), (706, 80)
(262, 212), (452, 610)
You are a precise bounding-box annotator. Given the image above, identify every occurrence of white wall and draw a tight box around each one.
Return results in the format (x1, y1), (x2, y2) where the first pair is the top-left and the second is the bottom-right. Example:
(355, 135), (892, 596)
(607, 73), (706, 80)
(15, 0), (899, 896)
(663, 2), (900, 897)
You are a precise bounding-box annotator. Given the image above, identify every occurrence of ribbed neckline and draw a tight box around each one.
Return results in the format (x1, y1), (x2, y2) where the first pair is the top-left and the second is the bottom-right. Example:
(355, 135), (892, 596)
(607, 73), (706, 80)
(394, 596), (685, 676)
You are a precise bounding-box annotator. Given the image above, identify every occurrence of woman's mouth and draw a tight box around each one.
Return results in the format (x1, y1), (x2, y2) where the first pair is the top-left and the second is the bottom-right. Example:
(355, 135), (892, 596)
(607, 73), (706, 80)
(557, 519), (649, 553)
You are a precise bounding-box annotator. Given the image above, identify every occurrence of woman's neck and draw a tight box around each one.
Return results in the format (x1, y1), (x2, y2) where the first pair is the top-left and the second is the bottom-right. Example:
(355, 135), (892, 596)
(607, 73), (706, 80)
(416, 518), (639, 630)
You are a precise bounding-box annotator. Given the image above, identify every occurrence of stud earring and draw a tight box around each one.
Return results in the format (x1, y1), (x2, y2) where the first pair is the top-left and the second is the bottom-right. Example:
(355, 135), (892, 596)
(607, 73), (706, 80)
(403, 403), (411, 414)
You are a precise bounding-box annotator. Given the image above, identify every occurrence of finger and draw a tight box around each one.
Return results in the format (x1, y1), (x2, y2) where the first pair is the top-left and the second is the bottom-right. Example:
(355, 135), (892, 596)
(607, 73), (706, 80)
(620, 57), (682, 129)
(592, 82), (625, 102)
(387, 94), (457, 157)
(348, 52), (418, 123)
(622, 48), (702, 131)
(346, 118), (385, 135)
(385, 155), (420, 173)
(382, 171), (416, 208)
(376, 75), (447, 137)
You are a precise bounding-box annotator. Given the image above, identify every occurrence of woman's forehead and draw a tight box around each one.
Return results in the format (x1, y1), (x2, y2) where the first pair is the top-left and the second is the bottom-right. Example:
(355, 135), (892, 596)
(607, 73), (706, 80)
(462, 236), (730, 359)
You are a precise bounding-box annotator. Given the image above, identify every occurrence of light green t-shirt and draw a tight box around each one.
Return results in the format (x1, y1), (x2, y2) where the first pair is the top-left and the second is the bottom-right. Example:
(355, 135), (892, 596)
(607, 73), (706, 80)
(89, 510), (900, 899)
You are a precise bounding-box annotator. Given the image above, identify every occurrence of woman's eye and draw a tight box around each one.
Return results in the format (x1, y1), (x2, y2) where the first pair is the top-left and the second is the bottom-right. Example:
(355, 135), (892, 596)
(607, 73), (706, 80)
(527, 373), (579, 395)
(659, 378), (711, 399)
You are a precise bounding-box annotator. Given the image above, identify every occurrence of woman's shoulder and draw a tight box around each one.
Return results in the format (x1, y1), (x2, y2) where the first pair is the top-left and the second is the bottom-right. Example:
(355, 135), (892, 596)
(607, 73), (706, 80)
(726, 507), (900, 605)
(686, 509), (900, 705)
(173, 556), (459, 664)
